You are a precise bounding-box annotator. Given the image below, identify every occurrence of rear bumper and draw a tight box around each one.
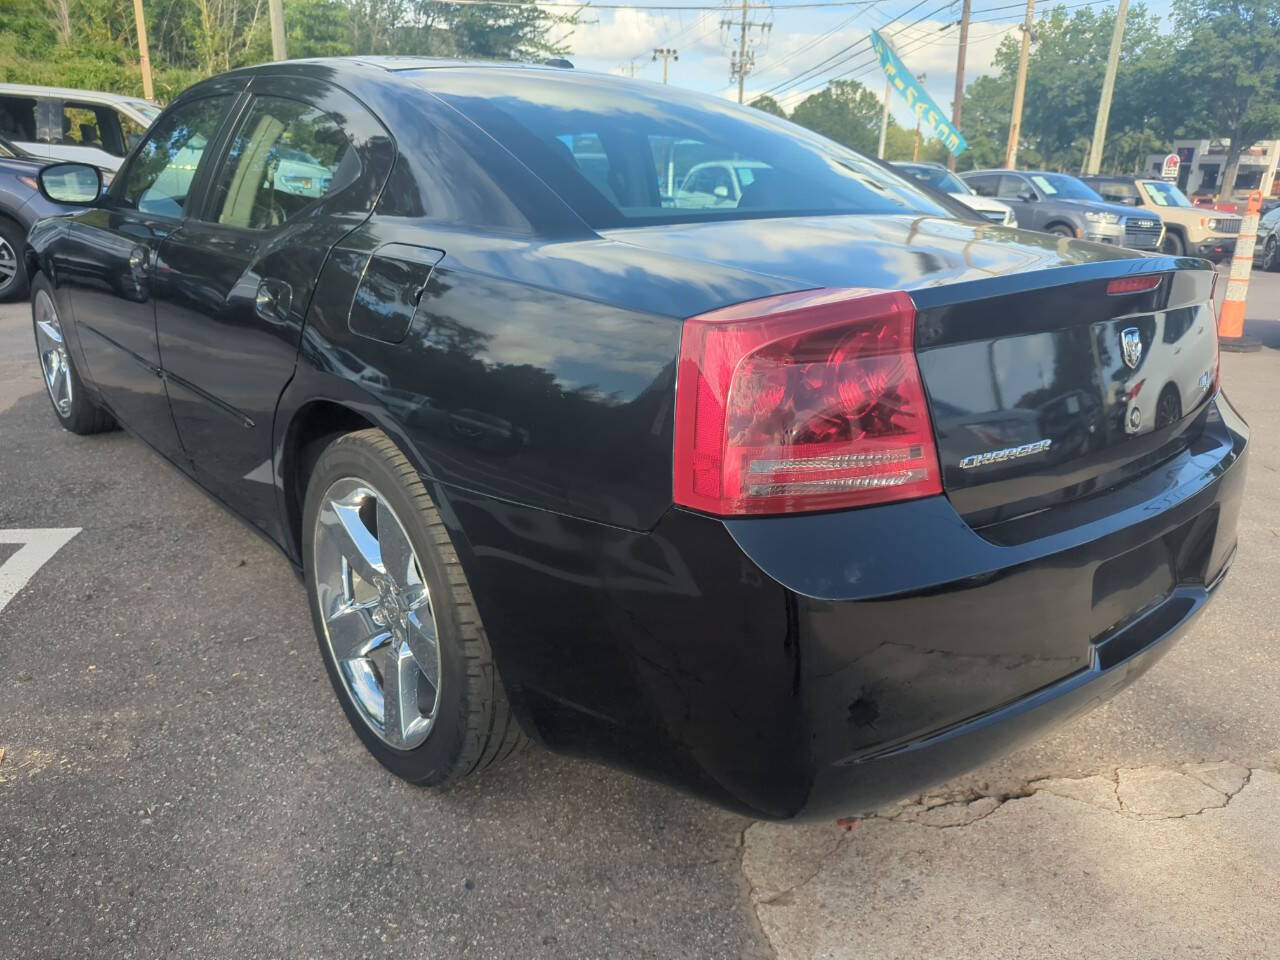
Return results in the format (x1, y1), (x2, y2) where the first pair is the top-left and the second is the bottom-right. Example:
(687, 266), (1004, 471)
(443, 394), (1248, 822)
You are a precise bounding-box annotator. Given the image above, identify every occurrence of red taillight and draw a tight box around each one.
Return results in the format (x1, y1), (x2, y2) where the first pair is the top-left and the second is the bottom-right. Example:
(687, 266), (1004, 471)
(673, 288), (942, 516)
(1106, 274), (1162, 295)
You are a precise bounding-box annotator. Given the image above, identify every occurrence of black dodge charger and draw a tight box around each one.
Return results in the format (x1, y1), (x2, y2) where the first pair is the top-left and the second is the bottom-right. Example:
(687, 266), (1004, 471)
(25, 58), (1247, 820)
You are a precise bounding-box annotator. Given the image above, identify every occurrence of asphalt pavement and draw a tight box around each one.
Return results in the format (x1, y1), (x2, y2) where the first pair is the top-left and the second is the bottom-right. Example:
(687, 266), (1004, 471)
(1, 269), (1279, 959)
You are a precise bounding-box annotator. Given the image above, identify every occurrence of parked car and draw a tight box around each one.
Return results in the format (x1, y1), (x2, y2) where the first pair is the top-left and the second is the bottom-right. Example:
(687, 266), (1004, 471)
(0, 83), (158, 172)
(893, 161), (1017, 226)
(25, 59), (1246, 821)
(962, 169), (1165, 250)
(0, 134), (99, 300)
(1082, 175), (1240, 260)
(1259, 204), (1280, 271)
(674, 159), (772, 208)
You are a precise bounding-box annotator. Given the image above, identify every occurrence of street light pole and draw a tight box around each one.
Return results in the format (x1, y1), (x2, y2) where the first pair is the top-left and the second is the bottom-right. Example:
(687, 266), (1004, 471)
(132, 0), (154, 101)
(1004, 0), (1035, 169)
(878, 77), (891, 159)
(948, 0), (971, 171)
(269, 0), (287, 61)
(1084, 0), (1129, 175)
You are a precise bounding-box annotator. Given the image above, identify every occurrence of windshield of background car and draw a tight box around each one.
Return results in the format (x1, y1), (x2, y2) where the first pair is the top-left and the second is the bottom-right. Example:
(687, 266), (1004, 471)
(1030, 173), (1104, 201)
(415, 69), (951, 228)
(1140, 180), (1193, 208)
(900, 164), (972, 195)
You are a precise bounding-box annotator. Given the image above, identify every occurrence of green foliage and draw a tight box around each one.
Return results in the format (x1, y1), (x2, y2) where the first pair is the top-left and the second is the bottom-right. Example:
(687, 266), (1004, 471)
(1169, 0), (1280, 194)
(789, 79), (891, 155)
(748, 94), (787, 118)
(0, 0), (572, 102)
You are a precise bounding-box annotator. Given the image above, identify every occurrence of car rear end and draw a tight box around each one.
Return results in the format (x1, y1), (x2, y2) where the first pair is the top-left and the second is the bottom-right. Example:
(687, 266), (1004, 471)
(671, 258), (1245, 819)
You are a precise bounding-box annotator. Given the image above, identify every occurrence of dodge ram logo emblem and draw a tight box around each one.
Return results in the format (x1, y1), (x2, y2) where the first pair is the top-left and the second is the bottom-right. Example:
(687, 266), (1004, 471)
(1121, 327), (1143, 369)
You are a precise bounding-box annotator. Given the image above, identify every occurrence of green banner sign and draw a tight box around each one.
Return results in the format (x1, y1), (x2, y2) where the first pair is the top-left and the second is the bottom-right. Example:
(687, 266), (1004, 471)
(870, 29), (968, 157)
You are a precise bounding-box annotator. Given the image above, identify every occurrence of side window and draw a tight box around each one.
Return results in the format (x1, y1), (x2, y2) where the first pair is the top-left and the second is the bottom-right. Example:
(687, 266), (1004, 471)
(997, 175), (1029, 199)
(118, 111), (150, 153)
(1097, 180), (1137, 204)
(120, 96), (233, 218)
(967, 175), (998, 198)
(0, 96), (37, 141)
(207, 96), (361, 230)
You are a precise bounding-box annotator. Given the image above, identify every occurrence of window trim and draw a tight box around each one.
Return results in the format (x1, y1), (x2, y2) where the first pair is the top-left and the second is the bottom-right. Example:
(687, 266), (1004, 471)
(190, 88), (364, 234)
(107, 90), (248, 222)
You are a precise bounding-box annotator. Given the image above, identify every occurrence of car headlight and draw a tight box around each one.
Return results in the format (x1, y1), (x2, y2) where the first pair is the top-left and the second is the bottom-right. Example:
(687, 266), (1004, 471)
(1084, 210), (1122, 225)
(1004, 208), (1017, 227)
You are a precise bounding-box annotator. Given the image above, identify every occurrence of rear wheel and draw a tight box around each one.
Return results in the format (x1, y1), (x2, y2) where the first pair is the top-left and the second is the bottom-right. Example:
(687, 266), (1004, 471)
(1155, 385), (1182, 429)
(30, 274), (115, 434)
(0, 218), (28, 302)
(302, 428), (526, 784)
(1161, 231), (1186, 257)
(1263, 235), (1279, 272)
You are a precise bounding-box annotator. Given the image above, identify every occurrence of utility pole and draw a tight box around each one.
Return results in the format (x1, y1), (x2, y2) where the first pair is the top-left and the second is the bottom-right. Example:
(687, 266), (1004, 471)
(878, 77), (891, 159)
(131, 0), (154, 101)
(948, 0), (971, 171)
(725, 0), (771, 104)
(1084, 0), (1128, 175)
(269, 0), (287, 61)
(653, 47), (678, 84)
(1004, 0), (1035, 169)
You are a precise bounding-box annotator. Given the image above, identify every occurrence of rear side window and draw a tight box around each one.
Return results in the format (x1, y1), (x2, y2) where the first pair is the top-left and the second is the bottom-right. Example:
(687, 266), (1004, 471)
(119, 95), (233, 218)
(206, 96), (361, 230)
(0, 96), (37, 141)
(418, 70), (949, 228)
(966, 175), (999, 197)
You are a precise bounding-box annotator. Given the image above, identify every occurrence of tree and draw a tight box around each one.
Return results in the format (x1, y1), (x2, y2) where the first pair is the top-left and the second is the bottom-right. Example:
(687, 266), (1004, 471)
(749, 94), (787, 118)
(788, 79), (884, 155)
(1170, 0), (1280, 197)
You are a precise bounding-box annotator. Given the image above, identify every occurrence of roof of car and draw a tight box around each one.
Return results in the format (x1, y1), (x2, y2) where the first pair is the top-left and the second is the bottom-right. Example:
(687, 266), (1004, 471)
(0, 82), (158, 108)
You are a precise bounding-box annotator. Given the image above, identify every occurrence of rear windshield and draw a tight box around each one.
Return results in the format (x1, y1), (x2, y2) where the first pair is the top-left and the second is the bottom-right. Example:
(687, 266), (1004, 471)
(411, 69), (950, 229)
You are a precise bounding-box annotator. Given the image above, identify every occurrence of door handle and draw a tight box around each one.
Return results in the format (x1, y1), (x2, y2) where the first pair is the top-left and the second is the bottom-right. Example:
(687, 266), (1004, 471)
(255, 279), (292, 323)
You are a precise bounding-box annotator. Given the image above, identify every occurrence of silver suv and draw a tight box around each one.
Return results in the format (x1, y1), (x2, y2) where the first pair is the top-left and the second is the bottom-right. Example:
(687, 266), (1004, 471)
(961, 169), (1165, 251)
(0, 83), (159, 172)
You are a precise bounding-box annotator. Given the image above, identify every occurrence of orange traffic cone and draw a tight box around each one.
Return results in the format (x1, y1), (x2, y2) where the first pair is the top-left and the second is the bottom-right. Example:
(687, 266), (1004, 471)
(1217, 189), (1263, 352)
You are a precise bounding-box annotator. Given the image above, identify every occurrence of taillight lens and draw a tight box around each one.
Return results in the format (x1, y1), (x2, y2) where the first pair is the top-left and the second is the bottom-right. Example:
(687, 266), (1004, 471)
(1106, 274), (1162, 295)
(673, 288), (942, 516)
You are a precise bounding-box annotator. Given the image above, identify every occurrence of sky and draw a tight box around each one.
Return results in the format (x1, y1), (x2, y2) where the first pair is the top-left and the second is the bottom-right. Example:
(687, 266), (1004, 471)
(552, 0), (1176, 137)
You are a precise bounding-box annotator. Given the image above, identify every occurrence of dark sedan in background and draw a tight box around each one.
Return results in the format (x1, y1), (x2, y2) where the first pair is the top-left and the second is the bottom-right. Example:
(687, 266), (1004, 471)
(0, 134), (92, 300)
(24, 59), (1246, 820)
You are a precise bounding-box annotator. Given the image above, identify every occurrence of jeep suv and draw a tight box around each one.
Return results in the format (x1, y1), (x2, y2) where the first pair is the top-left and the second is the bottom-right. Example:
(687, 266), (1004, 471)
(962, 169), (1164, 250)
(1082, 175), (1241, 261)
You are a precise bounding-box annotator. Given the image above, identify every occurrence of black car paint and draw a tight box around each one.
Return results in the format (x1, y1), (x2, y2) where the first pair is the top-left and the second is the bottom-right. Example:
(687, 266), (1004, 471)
(25, 59), (1247, 820)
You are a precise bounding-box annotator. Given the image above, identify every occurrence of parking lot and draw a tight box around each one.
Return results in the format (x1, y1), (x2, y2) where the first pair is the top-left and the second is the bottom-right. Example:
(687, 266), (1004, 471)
(1, 273), (1278, 959)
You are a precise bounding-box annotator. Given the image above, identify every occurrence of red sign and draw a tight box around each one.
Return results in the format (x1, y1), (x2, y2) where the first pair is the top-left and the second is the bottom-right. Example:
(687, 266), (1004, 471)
(1161, 153), (1180, 180)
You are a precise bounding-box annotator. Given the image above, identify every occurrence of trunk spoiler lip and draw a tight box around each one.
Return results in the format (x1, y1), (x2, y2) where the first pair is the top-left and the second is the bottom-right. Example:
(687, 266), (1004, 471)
(907, 254), (1201, 311)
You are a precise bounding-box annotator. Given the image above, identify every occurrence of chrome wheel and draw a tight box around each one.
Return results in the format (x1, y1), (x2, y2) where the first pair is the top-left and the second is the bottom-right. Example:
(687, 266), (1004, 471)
(312, 478), (441, 750)
(0, 236), (16, 293)
(34, 288), (73, 418)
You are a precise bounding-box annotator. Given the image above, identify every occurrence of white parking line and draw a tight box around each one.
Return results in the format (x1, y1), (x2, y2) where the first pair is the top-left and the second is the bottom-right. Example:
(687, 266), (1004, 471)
(0, 528), (81, 614)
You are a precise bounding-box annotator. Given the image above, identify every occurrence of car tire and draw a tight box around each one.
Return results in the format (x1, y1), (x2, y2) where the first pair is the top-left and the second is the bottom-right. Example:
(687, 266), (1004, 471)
(1048, 224), (1075, 238)
(1162, 231), (1186, 257)
(0, 217), (29, 302)
(1263, 236), (1279, 272)
(30, 273), (116, 434)
(302, 427), (526, 785)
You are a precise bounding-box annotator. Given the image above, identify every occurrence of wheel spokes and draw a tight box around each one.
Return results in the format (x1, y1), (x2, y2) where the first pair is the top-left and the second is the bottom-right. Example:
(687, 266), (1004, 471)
(376, 498), (415, 589)
(314, 478), (443, 751)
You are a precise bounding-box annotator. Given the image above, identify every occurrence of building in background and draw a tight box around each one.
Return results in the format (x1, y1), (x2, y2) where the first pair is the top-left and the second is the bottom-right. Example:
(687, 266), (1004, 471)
(1143, 139), (1280, 203)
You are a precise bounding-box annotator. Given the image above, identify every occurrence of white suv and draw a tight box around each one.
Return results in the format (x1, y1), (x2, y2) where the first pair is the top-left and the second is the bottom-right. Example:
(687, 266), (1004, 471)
(0, 84), (159, 172)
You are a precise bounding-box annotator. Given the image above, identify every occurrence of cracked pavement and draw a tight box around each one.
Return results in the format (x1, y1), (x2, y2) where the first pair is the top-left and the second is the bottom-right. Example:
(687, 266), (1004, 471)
(1, 279), (1279, 958)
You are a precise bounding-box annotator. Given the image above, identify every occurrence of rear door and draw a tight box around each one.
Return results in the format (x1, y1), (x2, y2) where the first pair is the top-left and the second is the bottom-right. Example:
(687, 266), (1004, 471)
(154, 78), (393, 537)
(994, 173), (1042, 229)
